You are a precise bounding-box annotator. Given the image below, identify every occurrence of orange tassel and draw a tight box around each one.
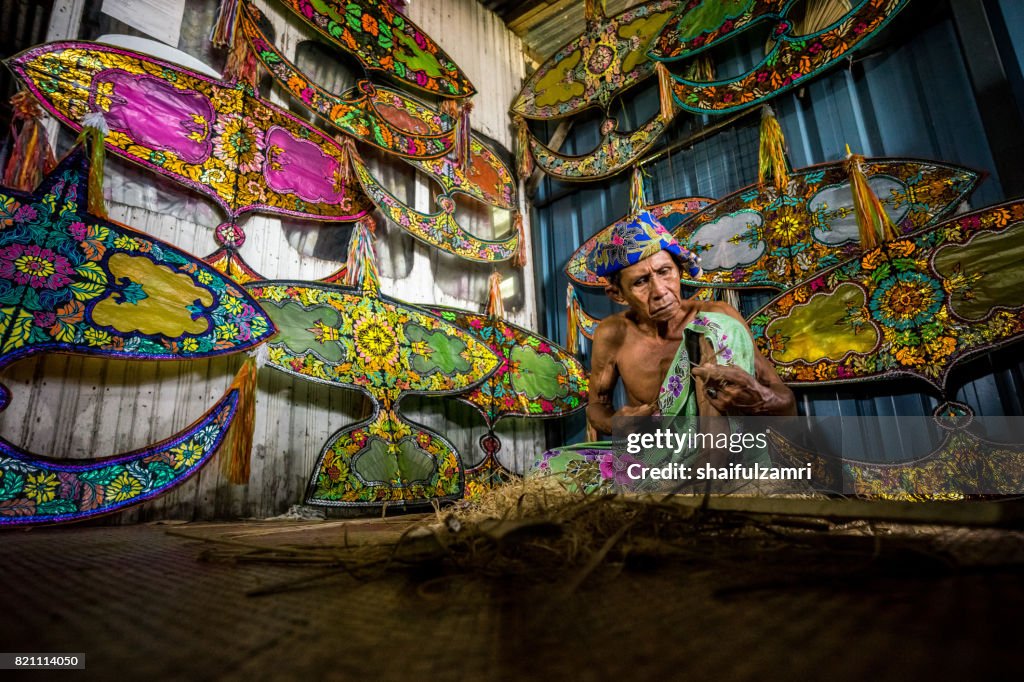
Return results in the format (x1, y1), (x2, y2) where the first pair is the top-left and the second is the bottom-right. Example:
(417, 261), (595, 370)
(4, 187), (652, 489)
(566, 283), (582, 355)
(511, 212), (528, 269)
(758, 105), (789, 192)
(584, 0), (605, 23)
(3, 92), (57, 191)
(487, 271), (505, 320)
(846, 144), (898, 249)
(224, 27), (258, 88)
(514, 115), (534, 180)
(220, 353), (258, 484)
(655, 62), (675, 122)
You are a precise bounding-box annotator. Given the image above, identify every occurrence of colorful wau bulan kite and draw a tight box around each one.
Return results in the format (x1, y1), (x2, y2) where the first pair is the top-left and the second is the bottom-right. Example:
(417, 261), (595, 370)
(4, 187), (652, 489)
(351, 153), (519, 262)
(426, 306), (589, 428)
(749, 199), (1024, 389)
(676, 159), (979, 289)
(511, 0), (678, 119)
(242, 3), (516, 210)
(655, 0), (911, 114)
(7, 42), (373, 224)
(245, 281), (499, 506)
(426, 304), (588, 500)
(566, 196), (714, 286)
(529, 113), (671, 181)
(276, 0), (475, 99)
(240, 3), (456, 160)
(0, 149), (276, 525)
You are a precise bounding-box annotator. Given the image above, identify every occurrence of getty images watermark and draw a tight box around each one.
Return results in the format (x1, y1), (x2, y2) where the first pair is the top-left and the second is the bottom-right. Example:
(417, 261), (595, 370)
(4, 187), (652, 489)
(609, 414), (1024, 495)
(623, 427), (812, 482)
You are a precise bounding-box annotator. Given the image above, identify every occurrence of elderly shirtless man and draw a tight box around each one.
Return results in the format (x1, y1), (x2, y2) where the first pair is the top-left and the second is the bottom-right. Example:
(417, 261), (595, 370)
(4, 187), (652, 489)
(534, 210), (794, 490)
(587, 220), (796, 435)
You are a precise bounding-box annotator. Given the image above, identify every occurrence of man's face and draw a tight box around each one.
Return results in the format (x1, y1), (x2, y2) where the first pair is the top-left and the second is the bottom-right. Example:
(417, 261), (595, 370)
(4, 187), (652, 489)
(607, 250), (683, 323)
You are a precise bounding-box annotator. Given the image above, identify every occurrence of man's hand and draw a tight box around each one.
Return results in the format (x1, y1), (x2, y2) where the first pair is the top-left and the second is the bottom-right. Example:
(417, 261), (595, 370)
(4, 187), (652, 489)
(691, 362), (775, 415)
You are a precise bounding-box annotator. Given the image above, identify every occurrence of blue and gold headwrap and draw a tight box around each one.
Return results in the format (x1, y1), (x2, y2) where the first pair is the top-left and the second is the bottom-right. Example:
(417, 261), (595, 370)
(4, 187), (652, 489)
(587, 210), (701, 279)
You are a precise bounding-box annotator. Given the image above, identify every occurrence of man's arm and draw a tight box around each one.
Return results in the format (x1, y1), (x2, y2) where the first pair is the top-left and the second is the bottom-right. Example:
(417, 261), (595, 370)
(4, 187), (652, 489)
(586, 318), (623, 435)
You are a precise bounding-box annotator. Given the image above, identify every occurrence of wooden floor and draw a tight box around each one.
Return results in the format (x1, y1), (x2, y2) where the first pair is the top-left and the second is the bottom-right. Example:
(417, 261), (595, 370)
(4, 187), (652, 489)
(2, 518), (1022, 680)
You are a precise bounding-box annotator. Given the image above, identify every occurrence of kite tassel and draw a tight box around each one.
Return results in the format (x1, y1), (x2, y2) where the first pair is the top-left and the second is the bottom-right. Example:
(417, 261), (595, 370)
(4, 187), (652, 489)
(684, 54), (715, 82)
(456, 101), (473, 168)
(345, 215), (381, 293)
(511, 212), (528, 269)
(566, 283), (583, 356)
(487, 271), (505, 320)
(514, 115), (534, 180)
(220, 354), (257, 485)
(224, 23), (258, 88)
(758, 105), (789, 192)
(584, 0), (606, 23)
(3, 92), (57, 192)
(655, 62), (675, 122)
(76, 111), (109, 218)
(211, 0), (241, 48)
(630, 166), (646, 214)
(846, 144), (898, 249)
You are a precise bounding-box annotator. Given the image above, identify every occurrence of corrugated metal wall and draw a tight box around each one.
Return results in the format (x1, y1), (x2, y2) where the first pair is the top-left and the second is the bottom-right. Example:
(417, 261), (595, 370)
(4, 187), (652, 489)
(0, 0), (543, 520)
(531, 1), (1024, 446)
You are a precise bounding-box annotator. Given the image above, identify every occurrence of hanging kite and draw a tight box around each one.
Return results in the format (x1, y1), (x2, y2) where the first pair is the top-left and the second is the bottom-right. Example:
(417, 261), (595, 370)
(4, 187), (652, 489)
(511, 0), (678, 119)
(0, 149), (276, 525)
(275, 0), (475, 99)
(240, 2), (457, 160)
(676, 158), (979, 289)
(511, 0), (680, 181)
(245, 275), (500, 506)
(750, 199), (1024, 389)
(527, 113), (672, 181)
(651, 0), (912, 114)
(350, 153), (519, 262)
(426, 307), (588, 427)
(7, 42), (373, 228)
(241, 1), (516, 209)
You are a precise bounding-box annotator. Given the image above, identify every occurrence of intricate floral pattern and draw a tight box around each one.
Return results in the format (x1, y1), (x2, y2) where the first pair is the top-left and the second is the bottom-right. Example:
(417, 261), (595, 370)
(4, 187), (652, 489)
(241, 4), (456, 160)
(426, 307), (588, 427)
(668, 0), (911, 113)
(245, 282), (500, 506)
(512, 0), (678, 119)
(650, 0), (789, 61)
(677, 159), (979, 289)
(0, 149), (274, 368)
(0, 380), (238, 525)
(530, 113), (669, 181)
(750, 200), (1024, 389)
(352, 155), (519, 262)
(9, 42), (372, 221)
(406, 137), (518, 210)
(278, 0), (474, 98)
